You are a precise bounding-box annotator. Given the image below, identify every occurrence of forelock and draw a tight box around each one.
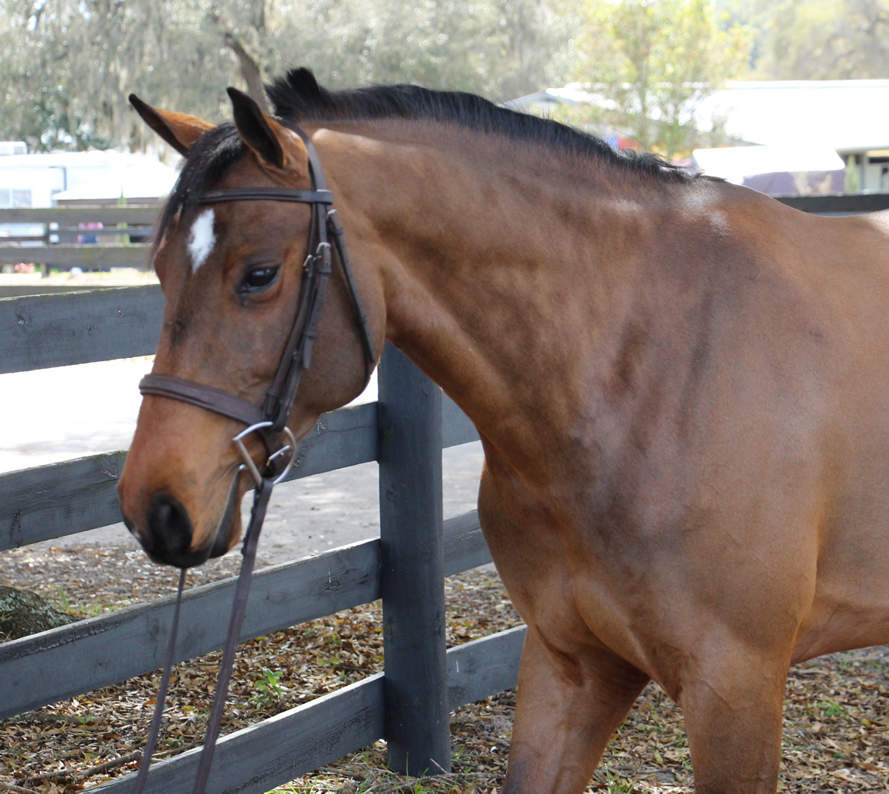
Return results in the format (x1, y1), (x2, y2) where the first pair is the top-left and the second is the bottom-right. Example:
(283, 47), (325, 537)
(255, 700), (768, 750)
(155, 123), (245, 249)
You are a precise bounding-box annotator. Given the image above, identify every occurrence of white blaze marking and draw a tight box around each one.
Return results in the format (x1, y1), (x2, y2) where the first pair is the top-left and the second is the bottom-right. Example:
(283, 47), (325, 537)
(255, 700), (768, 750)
(188, 209), (216, 272)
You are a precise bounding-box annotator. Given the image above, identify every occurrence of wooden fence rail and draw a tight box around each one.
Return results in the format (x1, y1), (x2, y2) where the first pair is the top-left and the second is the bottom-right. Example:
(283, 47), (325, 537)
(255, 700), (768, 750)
(0, 206), (160, 225)
(0, 205), (158, 272)
(2, 193), (887, 791)
(775, 192), (889, 215)
(0, 280), (509, 791)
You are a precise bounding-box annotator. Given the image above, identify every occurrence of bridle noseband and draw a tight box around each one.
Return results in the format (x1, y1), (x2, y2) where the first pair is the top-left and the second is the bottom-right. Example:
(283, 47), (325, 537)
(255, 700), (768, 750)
(139, 126), (376, 483)
(133, 126), (376, 793)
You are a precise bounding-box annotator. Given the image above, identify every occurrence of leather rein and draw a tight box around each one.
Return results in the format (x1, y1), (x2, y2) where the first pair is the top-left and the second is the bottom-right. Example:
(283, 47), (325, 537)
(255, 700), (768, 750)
(133, 126), (375, 793)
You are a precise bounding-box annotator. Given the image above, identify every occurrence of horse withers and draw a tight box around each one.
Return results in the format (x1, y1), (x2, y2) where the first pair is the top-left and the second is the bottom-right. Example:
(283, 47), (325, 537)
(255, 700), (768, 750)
(118, 68), (889, 792)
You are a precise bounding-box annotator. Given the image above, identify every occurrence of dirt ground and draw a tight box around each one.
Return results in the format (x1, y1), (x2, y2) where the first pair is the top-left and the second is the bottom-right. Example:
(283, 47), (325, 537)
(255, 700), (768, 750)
(2, 544), (889, 793)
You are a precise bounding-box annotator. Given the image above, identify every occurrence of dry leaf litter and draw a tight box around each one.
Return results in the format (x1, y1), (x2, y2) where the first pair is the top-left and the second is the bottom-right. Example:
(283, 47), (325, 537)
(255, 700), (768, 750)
(1, 544), (888, 793)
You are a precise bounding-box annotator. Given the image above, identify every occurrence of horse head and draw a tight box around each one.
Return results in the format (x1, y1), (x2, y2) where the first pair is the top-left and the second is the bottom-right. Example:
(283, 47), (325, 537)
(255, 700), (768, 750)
(118, 89), (382, 568)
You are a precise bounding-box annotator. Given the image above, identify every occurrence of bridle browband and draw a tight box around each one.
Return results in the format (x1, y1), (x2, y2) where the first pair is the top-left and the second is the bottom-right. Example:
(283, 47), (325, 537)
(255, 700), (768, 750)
(133, 126), (376, 794)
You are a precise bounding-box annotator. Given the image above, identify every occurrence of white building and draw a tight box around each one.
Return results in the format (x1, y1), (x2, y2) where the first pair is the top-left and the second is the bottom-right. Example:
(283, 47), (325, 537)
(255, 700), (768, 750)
(692, 81), (889, 192)
(0, 149), (177, 209)
(690, 144), (847, 194)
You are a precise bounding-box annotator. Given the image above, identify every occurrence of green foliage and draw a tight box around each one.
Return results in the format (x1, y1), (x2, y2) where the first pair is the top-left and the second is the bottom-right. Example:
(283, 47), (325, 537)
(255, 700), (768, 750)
(1, 0), (881, 158)
(0, 0), (574, 152)
(0, 0), (230, 150)
(249, 666), (285, 708)
(572, 0), (752, 156)
(0, 584), (76, 639)
(50, 586), (72, 614)
(817, 698), (848, 720)
(603, 764), (639, 792)
(718, 0), (889, 80)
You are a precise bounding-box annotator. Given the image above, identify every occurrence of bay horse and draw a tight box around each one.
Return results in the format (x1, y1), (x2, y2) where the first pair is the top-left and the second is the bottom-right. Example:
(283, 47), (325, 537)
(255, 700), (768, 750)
(118, 68), (889, 792)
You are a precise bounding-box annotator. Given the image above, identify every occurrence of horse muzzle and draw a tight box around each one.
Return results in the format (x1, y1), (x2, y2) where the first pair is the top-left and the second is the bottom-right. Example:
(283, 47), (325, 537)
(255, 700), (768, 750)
(119, 381), (298, 568)
(120, 455), (246, 569)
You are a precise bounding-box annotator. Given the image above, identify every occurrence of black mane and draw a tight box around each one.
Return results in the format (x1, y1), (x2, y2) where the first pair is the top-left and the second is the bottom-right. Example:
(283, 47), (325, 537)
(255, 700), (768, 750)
(158, 69), (693, 242)
(267, 67), (692, 183)
(155, 122), (242, 248)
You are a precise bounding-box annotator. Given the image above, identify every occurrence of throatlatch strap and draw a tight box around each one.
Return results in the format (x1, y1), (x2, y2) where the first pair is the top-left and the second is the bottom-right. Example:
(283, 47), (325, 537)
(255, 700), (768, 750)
(327, 210), (376, 372)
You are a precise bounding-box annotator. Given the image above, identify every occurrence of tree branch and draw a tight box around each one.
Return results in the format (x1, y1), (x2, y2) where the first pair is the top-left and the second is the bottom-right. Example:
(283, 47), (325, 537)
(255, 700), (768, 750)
(24, 750), (142, 786)
(206, 9), (269, 113)
(222, 31), (269, 112)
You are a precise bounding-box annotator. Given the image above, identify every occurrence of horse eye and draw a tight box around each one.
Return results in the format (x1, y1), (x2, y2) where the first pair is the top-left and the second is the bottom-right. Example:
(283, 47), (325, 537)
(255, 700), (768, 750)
(238, 265), (280, 293)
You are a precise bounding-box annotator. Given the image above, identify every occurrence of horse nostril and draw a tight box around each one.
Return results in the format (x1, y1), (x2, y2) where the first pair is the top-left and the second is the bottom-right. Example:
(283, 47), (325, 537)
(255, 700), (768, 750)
(147, 492), (194, 560)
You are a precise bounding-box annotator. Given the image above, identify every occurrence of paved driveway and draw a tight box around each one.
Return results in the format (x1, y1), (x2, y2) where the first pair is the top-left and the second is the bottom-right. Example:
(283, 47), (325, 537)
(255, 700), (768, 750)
(0, 359), (484, 563)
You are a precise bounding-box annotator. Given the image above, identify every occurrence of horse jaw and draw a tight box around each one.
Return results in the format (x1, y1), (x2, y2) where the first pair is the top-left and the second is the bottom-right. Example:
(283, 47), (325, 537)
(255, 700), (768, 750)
(208, 468), (246, 559)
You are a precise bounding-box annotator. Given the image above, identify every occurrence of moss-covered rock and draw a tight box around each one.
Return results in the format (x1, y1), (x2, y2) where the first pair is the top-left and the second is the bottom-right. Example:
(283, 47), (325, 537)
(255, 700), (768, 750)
(0, 585), (76, 640)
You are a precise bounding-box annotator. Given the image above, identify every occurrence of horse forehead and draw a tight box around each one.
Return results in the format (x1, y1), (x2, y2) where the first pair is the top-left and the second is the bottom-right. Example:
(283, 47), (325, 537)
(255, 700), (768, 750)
(187, 208), (216, 273)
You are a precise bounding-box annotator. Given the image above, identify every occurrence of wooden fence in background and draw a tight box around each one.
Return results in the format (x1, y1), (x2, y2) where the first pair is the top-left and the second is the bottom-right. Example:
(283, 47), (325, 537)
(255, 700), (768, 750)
(1, 192), (888, 791)
(0, 205), (156, 275)
(0, 281), (523, 791)
(0, 286), (522, 792)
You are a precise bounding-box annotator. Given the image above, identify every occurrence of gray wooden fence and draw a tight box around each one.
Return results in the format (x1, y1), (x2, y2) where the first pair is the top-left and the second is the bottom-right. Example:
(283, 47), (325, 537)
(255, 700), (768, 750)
(775, 192), (889, 215)
(2, 192), (887, 791)
(0, 278), (525, 792)
(0, 205), (157, 275)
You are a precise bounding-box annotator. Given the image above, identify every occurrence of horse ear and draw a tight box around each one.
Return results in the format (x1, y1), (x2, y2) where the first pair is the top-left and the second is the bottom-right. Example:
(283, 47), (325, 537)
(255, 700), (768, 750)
(227, 86), (306, 173)
(128, 94), (213, 156)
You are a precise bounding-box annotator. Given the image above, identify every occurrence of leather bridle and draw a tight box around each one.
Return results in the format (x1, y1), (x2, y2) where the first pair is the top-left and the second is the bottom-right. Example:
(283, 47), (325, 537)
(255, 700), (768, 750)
(139, 125), (375, 481)
(133, 125), (376, 793)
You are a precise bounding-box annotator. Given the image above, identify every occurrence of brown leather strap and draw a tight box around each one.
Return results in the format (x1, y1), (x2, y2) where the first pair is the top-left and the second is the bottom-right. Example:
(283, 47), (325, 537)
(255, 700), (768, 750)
(141, 128), (375, 437)
(257, 126), (342, 430)
(328, 209), (376, 370)
(134, 568), (186, 792)
(133, 479), (272, 793)
(140, 373), (266, 427)
(259, 192), (331, 428)
(193, 477), (272, 793)
(199, 187), (332, 204)
(136, 125), (376, 790)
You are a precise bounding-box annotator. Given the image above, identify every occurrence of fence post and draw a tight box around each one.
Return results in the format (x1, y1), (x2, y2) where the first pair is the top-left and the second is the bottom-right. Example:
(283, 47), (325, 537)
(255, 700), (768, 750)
(377, 342), (451, 776)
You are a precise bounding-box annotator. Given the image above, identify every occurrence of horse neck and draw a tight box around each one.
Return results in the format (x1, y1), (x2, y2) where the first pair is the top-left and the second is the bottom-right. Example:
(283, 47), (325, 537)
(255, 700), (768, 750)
(319, 123), (693, 477)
